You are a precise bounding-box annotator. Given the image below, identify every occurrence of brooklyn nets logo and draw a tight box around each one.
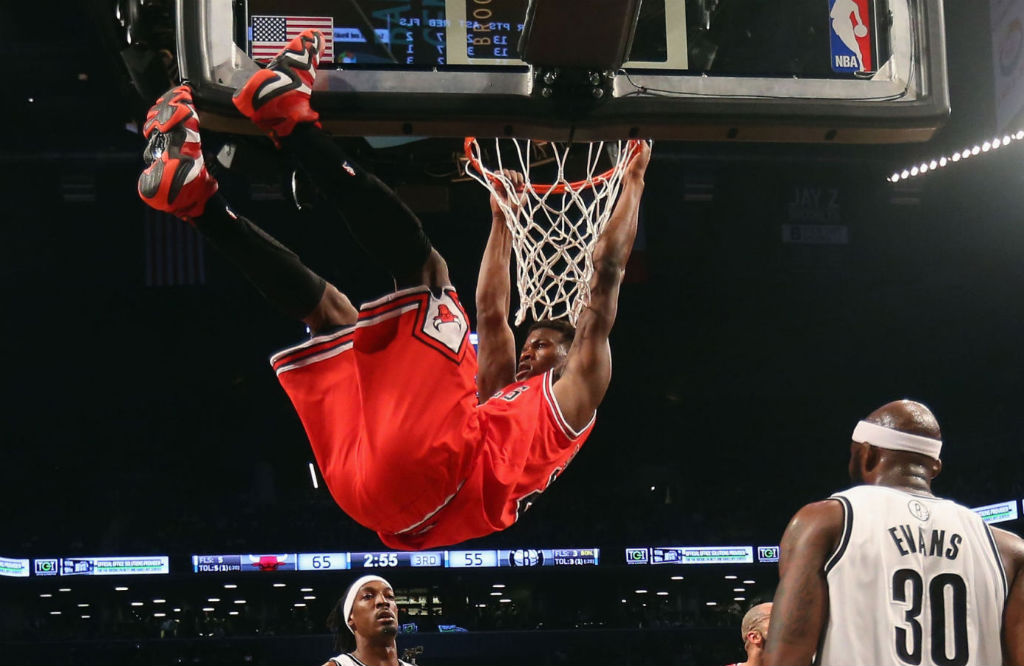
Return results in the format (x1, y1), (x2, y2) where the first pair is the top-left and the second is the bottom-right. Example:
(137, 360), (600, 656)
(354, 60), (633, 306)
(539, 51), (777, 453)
(907, 499), (930, 521)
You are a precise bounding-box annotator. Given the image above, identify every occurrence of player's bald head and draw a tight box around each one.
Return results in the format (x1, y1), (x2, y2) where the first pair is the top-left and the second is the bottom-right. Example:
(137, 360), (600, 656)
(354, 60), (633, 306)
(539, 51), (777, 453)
(850, 399), (943, 485)
(740, 602), (772, 638)
(863, 399), (941, 440)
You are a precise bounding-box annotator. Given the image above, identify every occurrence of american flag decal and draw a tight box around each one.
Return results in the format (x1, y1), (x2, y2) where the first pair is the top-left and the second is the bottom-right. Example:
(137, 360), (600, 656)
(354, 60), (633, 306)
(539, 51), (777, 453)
(251, 15), (334, 63)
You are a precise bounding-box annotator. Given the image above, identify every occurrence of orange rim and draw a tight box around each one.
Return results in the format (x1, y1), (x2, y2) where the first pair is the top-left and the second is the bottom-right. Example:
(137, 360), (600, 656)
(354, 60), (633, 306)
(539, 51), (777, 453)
(464, 137), (643, 195)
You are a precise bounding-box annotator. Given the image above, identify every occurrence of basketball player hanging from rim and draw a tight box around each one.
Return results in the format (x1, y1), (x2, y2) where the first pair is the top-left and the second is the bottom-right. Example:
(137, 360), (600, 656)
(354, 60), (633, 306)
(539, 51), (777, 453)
(137, 29), (651, 550)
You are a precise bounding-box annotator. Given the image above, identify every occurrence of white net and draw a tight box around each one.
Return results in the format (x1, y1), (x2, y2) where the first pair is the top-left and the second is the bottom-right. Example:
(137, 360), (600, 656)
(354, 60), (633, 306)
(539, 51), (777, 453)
(465, 137), (640, 326)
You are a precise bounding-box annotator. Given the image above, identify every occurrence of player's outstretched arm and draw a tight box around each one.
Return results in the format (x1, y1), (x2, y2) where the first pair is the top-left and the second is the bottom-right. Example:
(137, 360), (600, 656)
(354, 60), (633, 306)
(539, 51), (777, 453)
(551, 141), (651, 431)
(994, 527), (1024, 665)
(475, 171), (522, 403)
(762, 500), (843, 666)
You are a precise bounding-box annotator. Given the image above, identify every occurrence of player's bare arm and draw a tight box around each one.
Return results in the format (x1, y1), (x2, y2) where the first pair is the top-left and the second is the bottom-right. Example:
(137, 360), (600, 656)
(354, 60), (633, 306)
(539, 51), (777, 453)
(304, 284), (359, 333)
(551, 141), (650, 430)
(762, 499), (844, 666)
(994, 527), (1024, 665)
(475, 170), (523, 403)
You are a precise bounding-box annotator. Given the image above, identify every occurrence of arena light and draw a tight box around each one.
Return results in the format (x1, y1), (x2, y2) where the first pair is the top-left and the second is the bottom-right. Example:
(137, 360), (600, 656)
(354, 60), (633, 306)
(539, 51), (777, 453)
(81, 615), (91, 619)
(634, 589), (648, 594)
(152, 599), (166, 604)
(235, 599), (248, 604)
(207, 597), (220, 603)
(202, 607), (215, 612)
(77, 603), (90, 608)
(223, 583), (237, 589)
(888, 128), (1024, 183)
(733, 588), (745, 592)
(492, 583), (505, 588)
(670, 576), (684, 580)
(302, 596), (315, 600)
(58, 588), (71, 592)
(499, 598), (512, 603)
(229, 611), (240, 616)
(115, 586), (129, 591)
(39, 593), (52, 598)
(489, 591), (502, 596)
(656, 591), (669, 596)
(743, 580), (756, 584)
(734, 596), (746, 601)
(293, 603), (307, 608)
(300, 588), (314, 592)
(154, 613), (166, 618)
(724, 575), (737, 580)
(131, 602), (144, 607)
(273, 583), (287, 588)
(308, 462), (319, 489)
(705, 601), (717, 606)
(49, 611), (61, 615)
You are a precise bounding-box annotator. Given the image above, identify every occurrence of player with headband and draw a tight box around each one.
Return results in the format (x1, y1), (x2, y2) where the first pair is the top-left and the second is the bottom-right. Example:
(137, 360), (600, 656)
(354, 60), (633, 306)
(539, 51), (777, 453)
(134, 29), (651, 549)
(324, 575), (415, 666)
(763, 399), (1024, 665)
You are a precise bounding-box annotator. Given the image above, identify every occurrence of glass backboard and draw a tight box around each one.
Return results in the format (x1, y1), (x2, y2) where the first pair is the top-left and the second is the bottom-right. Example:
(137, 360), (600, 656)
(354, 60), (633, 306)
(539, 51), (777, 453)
(178, 0), (948, 142)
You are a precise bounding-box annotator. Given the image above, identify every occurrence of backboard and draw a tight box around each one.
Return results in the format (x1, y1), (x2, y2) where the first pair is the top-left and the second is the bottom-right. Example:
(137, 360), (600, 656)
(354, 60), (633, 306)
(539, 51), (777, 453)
(177, 0), (948, 143)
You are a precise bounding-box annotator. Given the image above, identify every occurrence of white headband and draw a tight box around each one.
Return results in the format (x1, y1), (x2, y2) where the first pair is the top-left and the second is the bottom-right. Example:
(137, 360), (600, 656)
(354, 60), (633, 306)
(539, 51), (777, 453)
(343, 575), (392, 634)
(852, 420), (942, 460)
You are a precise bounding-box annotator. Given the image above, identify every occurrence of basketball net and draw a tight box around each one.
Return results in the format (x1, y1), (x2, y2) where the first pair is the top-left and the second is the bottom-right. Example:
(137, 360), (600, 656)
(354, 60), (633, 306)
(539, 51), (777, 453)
(465, 137), (642, 326)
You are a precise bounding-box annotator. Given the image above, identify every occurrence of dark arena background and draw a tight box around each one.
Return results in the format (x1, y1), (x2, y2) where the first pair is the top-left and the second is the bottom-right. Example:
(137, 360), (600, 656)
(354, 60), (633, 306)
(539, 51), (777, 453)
(2, 1), (1023, 664)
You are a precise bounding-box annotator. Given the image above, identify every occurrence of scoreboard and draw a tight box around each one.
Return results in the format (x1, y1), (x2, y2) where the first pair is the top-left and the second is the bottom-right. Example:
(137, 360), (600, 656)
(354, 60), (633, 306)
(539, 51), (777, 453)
(192, 548), (599, 573)
(244, 0), (680, 68)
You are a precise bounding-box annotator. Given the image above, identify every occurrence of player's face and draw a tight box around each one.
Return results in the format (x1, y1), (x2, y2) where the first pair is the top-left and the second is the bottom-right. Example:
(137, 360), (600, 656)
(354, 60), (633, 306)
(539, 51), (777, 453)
(516, 328), (569, 381)
(348, 581), (398, 639)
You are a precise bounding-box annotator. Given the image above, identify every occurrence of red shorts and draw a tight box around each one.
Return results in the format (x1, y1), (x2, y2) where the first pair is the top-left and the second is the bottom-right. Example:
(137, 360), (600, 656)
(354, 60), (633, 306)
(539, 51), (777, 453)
(271, 286), (481, 535)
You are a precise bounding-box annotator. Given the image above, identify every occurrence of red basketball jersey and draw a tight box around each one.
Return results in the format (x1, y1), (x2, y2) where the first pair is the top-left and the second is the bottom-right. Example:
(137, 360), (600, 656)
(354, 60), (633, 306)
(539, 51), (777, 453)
(270, 286), (594, 549)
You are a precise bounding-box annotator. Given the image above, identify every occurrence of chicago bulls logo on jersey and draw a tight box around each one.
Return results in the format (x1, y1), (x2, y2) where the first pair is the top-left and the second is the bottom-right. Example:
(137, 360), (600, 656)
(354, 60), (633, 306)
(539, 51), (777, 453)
(416, 290), (468, 359)
(433, 304), (459, 330)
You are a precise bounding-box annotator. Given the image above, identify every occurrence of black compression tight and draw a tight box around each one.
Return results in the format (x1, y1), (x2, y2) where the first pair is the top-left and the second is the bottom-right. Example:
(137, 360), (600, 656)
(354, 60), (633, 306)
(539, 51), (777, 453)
(192, 195), (327, 320)
(279, 123), (433, 287)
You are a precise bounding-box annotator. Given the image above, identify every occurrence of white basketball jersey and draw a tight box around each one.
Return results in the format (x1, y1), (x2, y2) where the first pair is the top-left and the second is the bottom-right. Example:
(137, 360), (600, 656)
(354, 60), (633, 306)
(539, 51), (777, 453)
(817, 485), (1007, 666)
(329, 654), (415, 666)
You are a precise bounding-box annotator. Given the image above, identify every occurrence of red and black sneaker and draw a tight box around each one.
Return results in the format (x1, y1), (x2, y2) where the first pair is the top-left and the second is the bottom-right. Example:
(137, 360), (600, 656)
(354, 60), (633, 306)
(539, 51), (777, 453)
(137, 85), (218, 220)
(232, 29), (323, 140)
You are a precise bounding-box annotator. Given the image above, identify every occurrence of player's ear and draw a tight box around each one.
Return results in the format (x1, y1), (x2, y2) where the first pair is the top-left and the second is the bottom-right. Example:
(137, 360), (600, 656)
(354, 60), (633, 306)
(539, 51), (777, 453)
(863, 443), (882, 473)
(929, 457), (942, 480)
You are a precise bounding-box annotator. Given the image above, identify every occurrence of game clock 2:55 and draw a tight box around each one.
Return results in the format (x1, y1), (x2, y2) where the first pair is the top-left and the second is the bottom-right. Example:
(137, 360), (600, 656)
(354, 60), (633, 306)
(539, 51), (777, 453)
(357, 552), (402, 568)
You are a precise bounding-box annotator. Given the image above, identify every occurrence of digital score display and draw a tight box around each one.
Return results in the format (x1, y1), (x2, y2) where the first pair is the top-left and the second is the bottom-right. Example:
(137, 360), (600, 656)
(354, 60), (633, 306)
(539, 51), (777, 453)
(244, 0), (681, 68)
(351, 551), (446, 569)
(246, 0), (525, 67)
(449, 548), (599, 568)
(192, 548), (599, 573)
(297, 552), (349, 571)
(192, 554), (298, 573)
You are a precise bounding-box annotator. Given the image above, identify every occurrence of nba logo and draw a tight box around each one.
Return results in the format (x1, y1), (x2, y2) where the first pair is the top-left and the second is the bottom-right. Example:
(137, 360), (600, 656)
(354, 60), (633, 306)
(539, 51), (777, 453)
(827, 0), (873, 73)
